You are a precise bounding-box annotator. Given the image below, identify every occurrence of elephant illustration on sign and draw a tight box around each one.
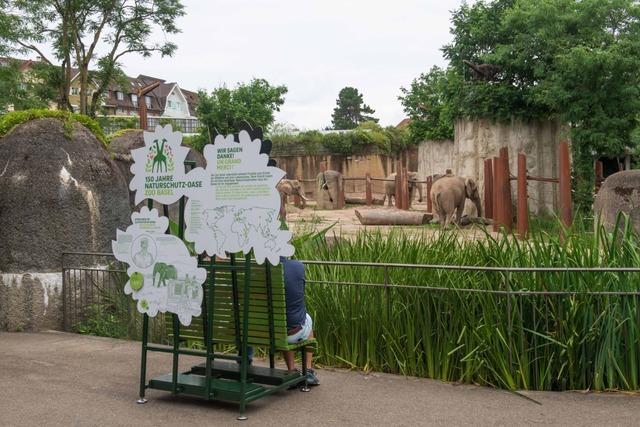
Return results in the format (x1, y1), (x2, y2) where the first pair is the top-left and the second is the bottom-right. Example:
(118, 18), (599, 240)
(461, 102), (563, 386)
(153, 262), (178, 287)
(430, 175), (482, 227)
(383, 172), (423, 207)
(277, 179), (307, 209)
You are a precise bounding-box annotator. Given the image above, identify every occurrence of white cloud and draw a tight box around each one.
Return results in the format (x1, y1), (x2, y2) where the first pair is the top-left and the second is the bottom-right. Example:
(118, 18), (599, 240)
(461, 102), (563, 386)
(39, 0), (469, 129)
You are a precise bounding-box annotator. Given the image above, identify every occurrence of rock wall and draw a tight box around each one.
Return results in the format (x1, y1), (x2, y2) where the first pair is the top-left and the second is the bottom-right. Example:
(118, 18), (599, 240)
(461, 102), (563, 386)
(418, 118), (567, 214)
(0, 273), (63, 331)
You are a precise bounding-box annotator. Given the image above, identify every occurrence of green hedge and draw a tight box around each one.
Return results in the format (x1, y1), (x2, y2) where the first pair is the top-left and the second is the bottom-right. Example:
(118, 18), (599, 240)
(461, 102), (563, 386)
(0, 109), (108, 146)
(269, 122), (414, 155)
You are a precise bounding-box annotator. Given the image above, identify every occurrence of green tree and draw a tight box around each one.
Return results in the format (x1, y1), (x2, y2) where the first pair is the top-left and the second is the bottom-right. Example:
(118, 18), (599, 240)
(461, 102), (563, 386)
(0, 59), (59, 112)
(0, 0), (185, 116)
(196, 78), (288, 146)
(404, 0), (640, 211)
(399, 66), (459, 141)
(331, 87), (378, 130)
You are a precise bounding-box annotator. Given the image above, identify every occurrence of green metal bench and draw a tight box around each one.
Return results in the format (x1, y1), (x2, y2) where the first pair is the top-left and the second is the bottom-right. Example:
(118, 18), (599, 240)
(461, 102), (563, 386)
(141, 254), (317, 420)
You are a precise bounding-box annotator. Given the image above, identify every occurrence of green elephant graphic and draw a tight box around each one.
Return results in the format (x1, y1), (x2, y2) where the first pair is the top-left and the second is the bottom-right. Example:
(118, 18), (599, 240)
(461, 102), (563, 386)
(152, 138), (168, 173)
(153, 262), (177, 287)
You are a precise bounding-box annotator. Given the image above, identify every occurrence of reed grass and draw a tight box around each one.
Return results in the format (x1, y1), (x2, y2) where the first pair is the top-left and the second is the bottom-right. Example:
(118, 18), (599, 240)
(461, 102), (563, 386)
(294, 220), (640, 391)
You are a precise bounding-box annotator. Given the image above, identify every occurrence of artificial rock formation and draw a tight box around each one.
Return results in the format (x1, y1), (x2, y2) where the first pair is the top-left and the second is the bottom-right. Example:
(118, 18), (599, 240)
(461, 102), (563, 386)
(594, 170), (640, 233)
(0, 118), (131, 272)
(316, 170), (344, 210)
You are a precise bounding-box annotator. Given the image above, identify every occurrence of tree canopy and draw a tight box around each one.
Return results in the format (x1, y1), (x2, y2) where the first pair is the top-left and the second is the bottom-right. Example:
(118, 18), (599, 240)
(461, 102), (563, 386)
(194, 78), (287, 149)
(331, 87), (378, 130)
(0, 0), (185, 116)
(400, 0), (640, 210)
(0, 59), (59, 113)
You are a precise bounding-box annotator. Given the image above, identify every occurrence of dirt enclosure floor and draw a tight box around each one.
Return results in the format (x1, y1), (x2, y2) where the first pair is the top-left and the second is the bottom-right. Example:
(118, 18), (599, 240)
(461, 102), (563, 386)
(284, 200), (491, 240)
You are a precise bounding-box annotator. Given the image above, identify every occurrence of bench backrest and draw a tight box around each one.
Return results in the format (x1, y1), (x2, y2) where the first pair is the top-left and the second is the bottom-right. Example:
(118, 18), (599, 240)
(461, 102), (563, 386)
(168, 259), (289, 349)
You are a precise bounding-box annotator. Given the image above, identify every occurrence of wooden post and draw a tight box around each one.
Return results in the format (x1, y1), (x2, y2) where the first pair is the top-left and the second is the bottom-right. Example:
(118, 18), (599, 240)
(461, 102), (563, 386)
(492, 156), (504, 232)
(338, 176), (345, 209)
(499, 147), (513, 231)
(595, 160), (604, 193)
(395, 160), (403, 209)
(138, 82), (161, 130)
(558, 140), (572, 231)
(517, 153), (529, 239)
(365, 173), (372, 206)
(403, 167), (410, 209)
(426, 176), (433, 213)
(483, 159), (493, 219)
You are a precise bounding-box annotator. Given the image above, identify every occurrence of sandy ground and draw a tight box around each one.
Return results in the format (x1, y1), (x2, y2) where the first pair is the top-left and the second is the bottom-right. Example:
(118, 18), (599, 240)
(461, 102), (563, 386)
(284, 200), (492, 240)
(2, 331), (640, 426)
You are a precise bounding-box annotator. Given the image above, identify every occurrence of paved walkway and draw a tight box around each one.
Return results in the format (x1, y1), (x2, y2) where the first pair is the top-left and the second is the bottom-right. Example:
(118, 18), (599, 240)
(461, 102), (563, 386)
(1, 331), (639, 426)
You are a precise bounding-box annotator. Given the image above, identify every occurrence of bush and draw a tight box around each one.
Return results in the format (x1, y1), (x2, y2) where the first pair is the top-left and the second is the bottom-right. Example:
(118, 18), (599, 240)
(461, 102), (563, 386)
(0, 109), (108, 146)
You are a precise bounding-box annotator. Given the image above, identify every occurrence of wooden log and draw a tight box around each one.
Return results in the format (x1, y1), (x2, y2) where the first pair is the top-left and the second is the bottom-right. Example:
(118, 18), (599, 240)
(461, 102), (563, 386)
(365, 173), (372, 206)
(558, 140), (572, 231)
(484, 159), (493, 219)
(345, 197), (384, 205)
(517, 153), (529, 239)
(355, 209), (433, 225)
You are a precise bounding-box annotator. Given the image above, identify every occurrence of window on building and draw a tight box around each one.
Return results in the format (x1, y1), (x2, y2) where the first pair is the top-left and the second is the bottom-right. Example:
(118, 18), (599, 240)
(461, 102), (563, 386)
(116, 91), (124, 101)
(131, 93), (138, 107)
(145, 96), (152, 108)
(71, 87), (78, 95)
(167, 100), (173, 108)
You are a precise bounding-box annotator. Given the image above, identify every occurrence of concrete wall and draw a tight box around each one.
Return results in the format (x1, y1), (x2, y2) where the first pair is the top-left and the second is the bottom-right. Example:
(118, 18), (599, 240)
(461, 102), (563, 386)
(418, 118), (567, 214)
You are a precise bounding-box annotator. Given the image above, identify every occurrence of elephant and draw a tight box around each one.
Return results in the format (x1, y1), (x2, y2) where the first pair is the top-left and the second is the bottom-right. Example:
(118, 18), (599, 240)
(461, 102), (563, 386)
(430, 175), (482, 227)
(153, 262), (178, 287)
(383, 172), (423, 207)
(277, 179), (308, 209)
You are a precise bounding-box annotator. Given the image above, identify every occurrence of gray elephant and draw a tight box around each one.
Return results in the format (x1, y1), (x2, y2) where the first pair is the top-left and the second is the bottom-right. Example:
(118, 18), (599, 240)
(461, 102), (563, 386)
(277, 179), (308, 209)
(383, 172), (423, 207)
(430, 175), (482, 227)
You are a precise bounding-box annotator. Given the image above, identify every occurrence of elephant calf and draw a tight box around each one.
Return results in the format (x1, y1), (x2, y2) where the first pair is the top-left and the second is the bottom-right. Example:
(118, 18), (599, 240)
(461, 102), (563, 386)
(277, 179), (308, 211)
(383, 172), (423, 207)
(430, 175), (482, 227)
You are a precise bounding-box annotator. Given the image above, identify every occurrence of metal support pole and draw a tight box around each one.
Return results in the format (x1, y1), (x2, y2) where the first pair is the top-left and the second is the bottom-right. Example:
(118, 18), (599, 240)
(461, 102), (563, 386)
(484, 159), (493, 220)
(265, 262), (276, 369)
(517, 153), (529, 239)
(558, 141), (572, 232)
(238, 254), (252, 420)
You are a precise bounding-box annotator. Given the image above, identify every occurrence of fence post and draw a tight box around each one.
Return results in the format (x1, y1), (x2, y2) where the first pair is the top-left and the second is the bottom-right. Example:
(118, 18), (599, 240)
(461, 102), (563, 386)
(595, 160), (604, 193)
(395, 160), (404, 209)
(517, 153), (529, 239)
(558, 140), (572, 231)
(493, 156), (504, 232)
(403, 167), (411, 209)
(293, 173), (302, 208)
(484, 159), (493, 220)
(426, 176), (433, 213)
(500, 147), (513, 232)
(365, 173), (372, 206)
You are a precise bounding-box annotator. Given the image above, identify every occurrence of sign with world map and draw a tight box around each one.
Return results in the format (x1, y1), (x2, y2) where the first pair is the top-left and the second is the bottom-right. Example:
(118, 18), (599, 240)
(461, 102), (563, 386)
(184, 130), (294, 265)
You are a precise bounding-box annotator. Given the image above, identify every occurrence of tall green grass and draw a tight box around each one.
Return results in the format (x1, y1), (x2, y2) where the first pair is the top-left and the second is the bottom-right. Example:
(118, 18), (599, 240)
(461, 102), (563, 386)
(295, 221), (640, 391)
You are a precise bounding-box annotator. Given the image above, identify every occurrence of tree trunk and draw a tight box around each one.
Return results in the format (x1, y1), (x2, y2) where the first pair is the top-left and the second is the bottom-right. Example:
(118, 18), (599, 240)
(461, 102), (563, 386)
(355, 209), (432, 225)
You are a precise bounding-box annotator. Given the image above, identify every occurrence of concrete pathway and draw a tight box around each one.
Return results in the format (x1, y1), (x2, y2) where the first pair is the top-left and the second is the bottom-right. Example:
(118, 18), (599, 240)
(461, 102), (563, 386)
(1, 331), (639, 426)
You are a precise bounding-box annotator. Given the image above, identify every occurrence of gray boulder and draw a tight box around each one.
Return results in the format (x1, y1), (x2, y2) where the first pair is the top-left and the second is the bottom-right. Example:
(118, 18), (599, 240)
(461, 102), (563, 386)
(594, 170), (640, 233)
(0, 118), (131, 272)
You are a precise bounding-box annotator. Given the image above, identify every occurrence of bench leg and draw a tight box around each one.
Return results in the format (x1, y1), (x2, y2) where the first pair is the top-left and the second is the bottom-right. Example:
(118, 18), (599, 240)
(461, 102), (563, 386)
(237, 402), (248, 421)
(300, 346), (310, 392)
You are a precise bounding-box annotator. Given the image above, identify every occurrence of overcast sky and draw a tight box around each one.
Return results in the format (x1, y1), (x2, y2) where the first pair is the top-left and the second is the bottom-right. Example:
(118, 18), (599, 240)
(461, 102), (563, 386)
(43, 1), (468, 129)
